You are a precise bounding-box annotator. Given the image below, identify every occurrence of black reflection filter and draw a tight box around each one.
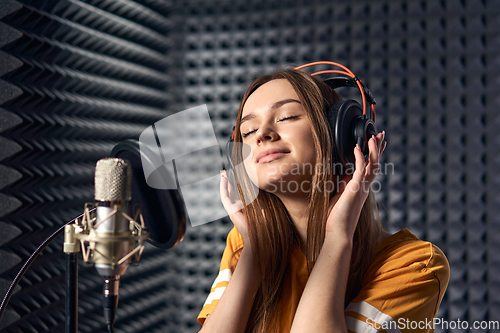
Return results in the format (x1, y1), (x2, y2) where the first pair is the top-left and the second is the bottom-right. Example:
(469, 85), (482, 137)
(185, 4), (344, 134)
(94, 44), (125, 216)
(111, 139), (186, 249)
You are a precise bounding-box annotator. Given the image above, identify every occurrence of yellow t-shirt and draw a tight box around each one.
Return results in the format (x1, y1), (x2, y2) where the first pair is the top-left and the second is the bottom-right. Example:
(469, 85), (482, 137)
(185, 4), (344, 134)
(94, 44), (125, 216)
(197, 226), (450, 333)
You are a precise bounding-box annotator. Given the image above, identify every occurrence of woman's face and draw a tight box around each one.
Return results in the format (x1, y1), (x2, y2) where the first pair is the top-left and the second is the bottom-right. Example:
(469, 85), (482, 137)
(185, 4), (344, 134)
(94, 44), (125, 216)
(239, 79), (316, 194)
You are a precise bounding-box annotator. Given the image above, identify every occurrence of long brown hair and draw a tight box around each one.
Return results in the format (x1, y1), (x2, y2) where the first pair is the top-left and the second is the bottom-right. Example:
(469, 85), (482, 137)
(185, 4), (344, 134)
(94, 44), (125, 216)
(229, 68), (383, 333)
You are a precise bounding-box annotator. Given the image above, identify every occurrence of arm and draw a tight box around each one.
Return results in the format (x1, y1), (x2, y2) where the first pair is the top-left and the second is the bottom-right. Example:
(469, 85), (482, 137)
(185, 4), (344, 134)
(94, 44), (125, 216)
(291, 133), (385, 333)
(200, 244), (260, 333)
(289, 235), (352, 333)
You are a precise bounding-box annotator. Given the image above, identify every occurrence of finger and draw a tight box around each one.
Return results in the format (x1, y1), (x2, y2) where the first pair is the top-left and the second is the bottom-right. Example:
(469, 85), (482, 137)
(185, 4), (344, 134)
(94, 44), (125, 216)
(352, 144), (366, 184)
(220, 170), (229, 201)
(377, 131), (385, 156)
(372, 134), (380, 161)
(220, 171), (243, 215)
(364, 135), (376, 181)
(366, 135), (380, 182)
(221, 170), (235, 206)
(225, 169), (234, 198)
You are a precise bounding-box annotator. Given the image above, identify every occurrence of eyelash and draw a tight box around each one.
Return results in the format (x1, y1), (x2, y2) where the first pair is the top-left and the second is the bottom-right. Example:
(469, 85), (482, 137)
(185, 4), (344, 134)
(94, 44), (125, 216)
(241, 115), (298, 138)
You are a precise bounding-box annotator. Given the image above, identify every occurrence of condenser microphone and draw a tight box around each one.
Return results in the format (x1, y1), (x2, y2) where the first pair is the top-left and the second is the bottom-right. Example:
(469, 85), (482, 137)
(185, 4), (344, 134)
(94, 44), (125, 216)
(111, 139), (186, 249)
(93, 158), (133, 332)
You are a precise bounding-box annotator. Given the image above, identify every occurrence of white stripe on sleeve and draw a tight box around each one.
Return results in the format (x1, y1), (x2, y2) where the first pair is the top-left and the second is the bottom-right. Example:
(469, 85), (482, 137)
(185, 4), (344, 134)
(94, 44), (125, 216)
(210, 269), (232, 288)
(345, 316), (379, 333)
(202, 269), (233, 307)
(345, 301), (402, 333)
(203, 287), (226, 306)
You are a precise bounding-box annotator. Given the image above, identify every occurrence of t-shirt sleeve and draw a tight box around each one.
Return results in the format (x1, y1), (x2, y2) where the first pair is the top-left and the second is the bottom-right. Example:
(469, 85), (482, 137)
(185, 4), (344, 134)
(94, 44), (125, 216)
(344, 241), (450, 333)
(197, 226), (244, 325)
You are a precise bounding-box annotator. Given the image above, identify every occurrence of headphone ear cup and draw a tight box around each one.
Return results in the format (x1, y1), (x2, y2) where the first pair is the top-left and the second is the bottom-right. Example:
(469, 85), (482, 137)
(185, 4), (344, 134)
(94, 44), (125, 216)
(327, 100), (365, 170)
(326, 101), (344, 174)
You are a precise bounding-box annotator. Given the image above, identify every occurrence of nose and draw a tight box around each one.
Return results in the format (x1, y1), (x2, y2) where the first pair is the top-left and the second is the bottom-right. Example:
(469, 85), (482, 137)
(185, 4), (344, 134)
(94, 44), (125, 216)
(255, 124), (278, 144)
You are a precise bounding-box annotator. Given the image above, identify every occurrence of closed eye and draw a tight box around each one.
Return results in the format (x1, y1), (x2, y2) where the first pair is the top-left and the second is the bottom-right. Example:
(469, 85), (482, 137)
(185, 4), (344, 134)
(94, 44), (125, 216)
(278, 115), (298, 122)
(242, 129), (256, 138)
(242, 116), (299, 138)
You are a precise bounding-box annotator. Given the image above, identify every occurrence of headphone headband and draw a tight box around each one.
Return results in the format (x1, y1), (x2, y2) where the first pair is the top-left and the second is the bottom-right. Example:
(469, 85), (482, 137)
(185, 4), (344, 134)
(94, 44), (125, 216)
(294, 61), (376, 122)
(322, 77), (376, 108)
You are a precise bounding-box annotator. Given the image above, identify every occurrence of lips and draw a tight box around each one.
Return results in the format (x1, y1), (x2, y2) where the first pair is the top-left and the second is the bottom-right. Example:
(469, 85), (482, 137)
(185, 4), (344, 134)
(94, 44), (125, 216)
(256, 148), (290, 164)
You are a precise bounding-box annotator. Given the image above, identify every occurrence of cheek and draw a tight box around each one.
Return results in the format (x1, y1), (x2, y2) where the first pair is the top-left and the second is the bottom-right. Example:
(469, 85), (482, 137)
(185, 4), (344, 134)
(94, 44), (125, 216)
(241, 144), (261, 186)
(242, 156), (258, 186)
(243, 155), (279, 189)
(285, 125), (316, 163)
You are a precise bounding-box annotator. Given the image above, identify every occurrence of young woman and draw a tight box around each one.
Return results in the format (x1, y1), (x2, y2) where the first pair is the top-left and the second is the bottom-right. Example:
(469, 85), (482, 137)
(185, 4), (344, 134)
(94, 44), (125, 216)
(197, 66), (450, 333)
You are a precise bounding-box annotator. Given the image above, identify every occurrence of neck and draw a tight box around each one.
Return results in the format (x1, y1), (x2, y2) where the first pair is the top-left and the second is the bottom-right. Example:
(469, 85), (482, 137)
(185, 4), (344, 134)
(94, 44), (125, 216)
(276, 192), (310, 255)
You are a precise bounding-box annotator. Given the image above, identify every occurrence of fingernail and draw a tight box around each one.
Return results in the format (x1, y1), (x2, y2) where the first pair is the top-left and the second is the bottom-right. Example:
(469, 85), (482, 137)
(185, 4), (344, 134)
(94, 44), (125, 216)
(372, 134), (376, 143)
(356, 144), (361, 151)
(382, 130), (385, 140)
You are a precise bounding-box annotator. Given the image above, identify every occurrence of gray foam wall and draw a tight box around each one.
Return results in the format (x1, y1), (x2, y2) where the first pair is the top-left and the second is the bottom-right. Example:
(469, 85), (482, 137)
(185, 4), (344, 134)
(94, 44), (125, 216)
(0, 0), (499, 332)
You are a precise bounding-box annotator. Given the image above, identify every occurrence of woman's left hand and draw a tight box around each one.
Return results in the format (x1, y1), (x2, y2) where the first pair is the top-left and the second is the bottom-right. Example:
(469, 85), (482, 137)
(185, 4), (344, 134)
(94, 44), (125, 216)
(325, 131), (386, 240)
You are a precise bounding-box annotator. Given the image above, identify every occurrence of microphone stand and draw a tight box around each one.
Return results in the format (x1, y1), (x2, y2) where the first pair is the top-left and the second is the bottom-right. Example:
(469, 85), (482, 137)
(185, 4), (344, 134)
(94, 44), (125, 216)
(0, 210), (94, 332)
(1, 180), (149, 332)
(63, 203), (149, 333)
(63, 224), (80, 333)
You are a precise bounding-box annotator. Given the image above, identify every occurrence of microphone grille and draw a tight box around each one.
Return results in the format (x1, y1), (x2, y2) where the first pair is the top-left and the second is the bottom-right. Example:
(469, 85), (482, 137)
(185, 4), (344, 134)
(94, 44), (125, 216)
(95, 158), (132, 201)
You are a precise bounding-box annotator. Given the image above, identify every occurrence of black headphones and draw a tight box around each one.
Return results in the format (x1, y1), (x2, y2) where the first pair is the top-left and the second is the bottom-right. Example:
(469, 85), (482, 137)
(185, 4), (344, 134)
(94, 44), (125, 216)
(224, 61), (379, 176)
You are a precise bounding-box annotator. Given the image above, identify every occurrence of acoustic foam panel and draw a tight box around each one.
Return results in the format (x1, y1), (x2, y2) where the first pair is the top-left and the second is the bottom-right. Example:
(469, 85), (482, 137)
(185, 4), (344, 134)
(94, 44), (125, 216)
(1, 0), (499, 332)
(0, 0), (184, 331)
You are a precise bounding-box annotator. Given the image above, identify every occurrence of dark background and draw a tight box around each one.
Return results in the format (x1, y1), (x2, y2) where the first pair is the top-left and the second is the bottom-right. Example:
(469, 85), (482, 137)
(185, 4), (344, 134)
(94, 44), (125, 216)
(0, 0), (499, 332)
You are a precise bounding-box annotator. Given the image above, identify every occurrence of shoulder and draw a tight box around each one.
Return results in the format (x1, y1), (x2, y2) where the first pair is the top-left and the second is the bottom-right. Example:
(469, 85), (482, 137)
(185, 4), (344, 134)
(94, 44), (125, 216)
(345, 229), (450, 332)
(358, 228), (450, 309)
(226, 226), (245, 251)
(369, 228), (450, 281)
(220, 226), (246, 267)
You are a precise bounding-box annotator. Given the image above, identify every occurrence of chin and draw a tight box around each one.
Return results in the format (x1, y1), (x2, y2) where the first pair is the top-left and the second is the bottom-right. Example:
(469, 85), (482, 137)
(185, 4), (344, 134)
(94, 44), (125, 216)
(245, 157), (314, 192)
(257, 171), (310, 195)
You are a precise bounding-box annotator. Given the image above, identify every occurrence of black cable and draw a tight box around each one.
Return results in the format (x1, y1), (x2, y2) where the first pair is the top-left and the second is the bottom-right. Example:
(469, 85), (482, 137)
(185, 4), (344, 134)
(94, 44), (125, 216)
(107, 324), (115, 333)
(103, 277), (119, 333)
(0, 209), (95, 324)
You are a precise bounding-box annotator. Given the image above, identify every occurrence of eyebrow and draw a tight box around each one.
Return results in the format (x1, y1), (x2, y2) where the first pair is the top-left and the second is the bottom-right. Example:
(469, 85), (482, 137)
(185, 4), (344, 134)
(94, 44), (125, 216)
(240, 99), (301, 126)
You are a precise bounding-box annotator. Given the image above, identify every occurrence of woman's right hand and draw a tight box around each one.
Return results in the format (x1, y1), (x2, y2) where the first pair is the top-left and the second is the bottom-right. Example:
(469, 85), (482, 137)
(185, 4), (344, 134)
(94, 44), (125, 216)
(220, 170), (250, 245)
